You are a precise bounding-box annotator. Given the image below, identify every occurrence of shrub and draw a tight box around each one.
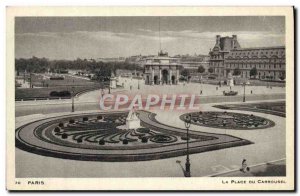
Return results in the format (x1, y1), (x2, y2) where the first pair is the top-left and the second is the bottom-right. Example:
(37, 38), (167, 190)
(49, 90), (71, 97)
(99, 140), (105, 145)
(50, 76), (64, 80)
(77, 138), (83, 143)
(59, 91), (71, 97)
(233, 68), (241, 76)
(181, 136), (190, 140)
(141, 137), (148, 143)
(122, 139), (128, 145)
(279, 76), (285, 80)
(61, 133), (68, 139)
(54, 127), (60, 132)
(50, 91), (59, 96)
(83, 117), (88, 121)
(137, 128), (150, 133)
(198, 66), (205, 73)
(58, 123), (64, 127)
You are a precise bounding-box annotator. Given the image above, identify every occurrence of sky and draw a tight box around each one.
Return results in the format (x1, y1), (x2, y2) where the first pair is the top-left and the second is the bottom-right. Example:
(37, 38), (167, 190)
(15, 16), (285, 60)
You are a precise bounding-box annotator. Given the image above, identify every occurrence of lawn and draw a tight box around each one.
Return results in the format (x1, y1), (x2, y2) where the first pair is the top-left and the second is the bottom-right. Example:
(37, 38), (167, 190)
(15, 74), (108, 100)
(31, 74), (98, 87)
(15, 85), (104, 100)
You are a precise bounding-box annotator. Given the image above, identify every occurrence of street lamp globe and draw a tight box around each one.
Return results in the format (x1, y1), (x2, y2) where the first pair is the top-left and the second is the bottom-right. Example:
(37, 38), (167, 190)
(184, 114), (191, 128)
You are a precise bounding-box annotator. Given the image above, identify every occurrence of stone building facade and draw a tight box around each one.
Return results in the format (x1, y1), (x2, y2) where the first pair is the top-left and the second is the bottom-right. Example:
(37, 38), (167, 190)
(144, 51), (180, 85)
(209, 35), (286, 80)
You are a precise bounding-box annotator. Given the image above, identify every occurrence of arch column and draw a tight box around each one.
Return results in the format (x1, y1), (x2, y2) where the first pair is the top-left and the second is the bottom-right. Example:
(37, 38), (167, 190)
(176, 67), (179, 84)
(169, 69), (172, 85)
(151, 66), (154, 85)
(159, 67), (162, 85)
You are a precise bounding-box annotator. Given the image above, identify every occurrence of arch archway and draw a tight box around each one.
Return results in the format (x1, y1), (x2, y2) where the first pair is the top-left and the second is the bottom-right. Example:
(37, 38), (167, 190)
(162, 69), (169, 84)
(154, 75), (159, 85)
(171, 75), (176, 84)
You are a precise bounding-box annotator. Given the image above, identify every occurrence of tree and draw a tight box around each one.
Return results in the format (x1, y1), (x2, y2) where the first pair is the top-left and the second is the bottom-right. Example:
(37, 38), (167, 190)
(233, 68), (241, 76)
(181, 69), (190, 77)
(198, 65), (205, 73)
(279, 71), (286, 80)
(250, 67), (258, 78)
(208, 67), (214, 74)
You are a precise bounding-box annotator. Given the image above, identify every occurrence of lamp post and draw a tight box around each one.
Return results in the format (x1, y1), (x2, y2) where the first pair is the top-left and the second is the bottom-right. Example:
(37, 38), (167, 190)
(98, 75), (104, 96)
(29, 72), (32, 88)
(243, 82), (246, 102)
(200, 75), (203, 95)
(71, 86), (75, 112)
(108, 77), (111, 94)
(184, 114), (192, 177)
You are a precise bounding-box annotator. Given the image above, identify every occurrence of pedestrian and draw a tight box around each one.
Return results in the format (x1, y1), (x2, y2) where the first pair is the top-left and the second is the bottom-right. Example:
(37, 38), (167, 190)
(241, 159), (248, 173)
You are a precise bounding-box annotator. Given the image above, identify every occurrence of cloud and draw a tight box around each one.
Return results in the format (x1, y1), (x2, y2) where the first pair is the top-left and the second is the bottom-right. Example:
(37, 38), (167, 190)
(138, 28), (284, 41)
(16, 29), (284, 44)
(15, 29), (285, 59)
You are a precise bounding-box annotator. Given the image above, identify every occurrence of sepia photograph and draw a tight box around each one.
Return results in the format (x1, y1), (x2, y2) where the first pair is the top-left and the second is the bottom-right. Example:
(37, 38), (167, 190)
(6, 6), (295, 191)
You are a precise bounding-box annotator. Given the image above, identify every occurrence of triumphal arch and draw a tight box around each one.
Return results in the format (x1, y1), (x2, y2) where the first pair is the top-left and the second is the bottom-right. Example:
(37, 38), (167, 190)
(144, 51), (180, 85)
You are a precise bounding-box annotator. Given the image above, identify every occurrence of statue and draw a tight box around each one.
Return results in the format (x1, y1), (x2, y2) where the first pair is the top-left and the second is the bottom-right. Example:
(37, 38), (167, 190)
(126, 107), (141, 129)
(110, 73), (117, 89)
(228, 72), (234, 87)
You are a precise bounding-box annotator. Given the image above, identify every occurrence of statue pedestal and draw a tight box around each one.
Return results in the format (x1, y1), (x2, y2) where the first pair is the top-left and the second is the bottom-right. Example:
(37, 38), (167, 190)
(229, 78), (234, 87)
(110, 77), (117, 89)
(227, 73), (234, 87)
(126, 109), (141, 129)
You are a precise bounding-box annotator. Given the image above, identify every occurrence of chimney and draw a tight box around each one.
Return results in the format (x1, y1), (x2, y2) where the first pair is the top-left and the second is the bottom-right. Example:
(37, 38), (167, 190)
(232, 35), (237, 49)
(215, 35), (221, 48)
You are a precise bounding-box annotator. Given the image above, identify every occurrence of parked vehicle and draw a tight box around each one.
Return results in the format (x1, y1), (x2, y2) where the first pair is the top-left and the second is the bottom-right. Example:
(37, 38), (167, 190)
(223, 90), (238, 96)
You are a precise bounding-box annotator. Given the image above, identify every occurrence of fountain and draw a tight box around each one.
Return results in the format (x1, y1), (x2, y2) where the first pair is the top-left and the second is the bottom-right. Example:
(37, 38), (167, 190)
(126, 107), (141, 129)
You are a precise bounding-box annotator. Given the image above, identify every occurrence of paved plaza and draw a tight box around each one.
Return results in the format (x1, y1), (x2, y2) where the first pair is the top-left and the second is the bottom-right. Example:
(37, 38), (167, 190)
(15, 77), (285, 117)
(79, 77), (285, 102)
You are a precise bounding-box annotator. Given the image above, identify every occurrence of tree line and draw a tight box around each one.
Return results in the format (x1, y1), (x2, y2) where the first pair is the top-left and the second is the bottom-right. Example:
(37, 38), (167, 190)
(15, 56), (143, 76)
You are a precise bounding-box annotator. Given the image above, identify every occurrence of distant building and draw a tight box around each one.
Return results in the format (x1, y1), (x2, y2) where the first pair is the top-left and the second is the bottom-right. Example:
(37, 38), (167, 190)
(143, 51), (181, 85)
(125, 55), (154, 67)
(209, 35), (286, 80)
(115, 69), (143, 77)
(176, 54), (210, 71)
(96, 57), (126, 63)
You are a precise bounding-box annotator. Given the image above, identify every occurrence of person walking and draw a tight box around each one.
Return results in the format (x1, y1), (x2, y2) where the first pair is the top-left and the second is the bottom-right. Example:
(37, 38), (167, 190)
(241, 159), (248, 173)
